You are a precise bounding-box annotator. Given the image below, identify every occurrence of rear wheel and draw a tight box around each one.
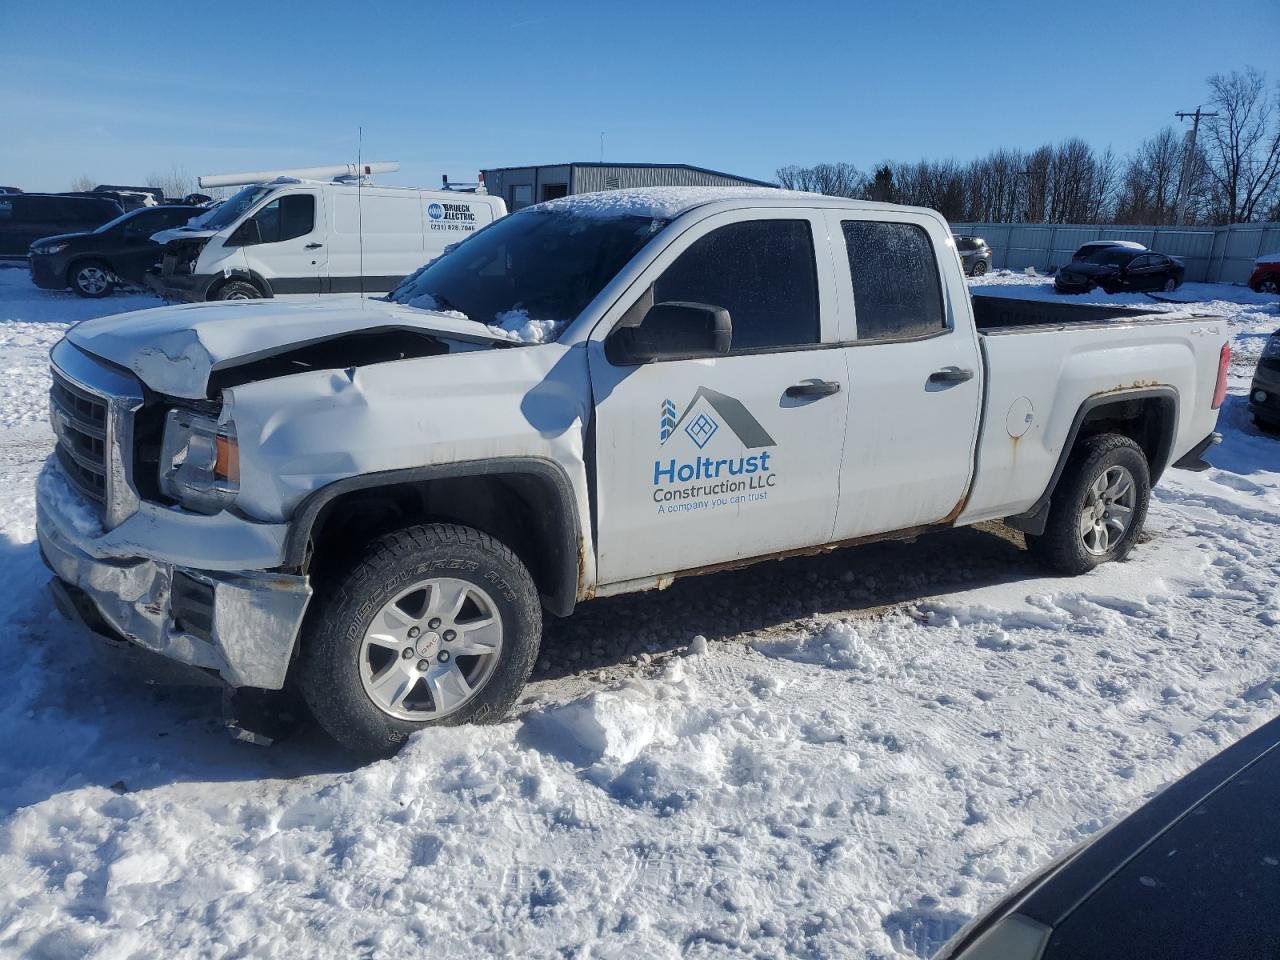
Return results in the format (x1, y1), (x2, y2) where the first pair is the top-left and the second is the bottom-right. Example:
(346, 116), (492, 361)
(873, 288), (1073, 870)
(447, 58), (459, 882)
(70, 260), (115, 298)
(1025, 434), (1150, 575)
(1258, 278), (1279, 294)
(299, 523), (541, 758)
(213, 280), (262, 301)
(972, 260), (988, 277)
(1163, 277), (1178, 292)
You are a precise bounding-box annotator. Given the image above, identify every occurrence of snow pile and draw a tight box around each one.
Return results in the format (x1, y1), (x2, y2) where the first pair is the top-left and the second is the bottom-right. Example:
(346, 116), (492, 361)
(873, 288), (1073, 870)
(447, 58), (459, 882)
(399, 290), (467, 320)
(0, 266), (1279, 957)
(533, 186), (814, 220)
(488, 308), (562, 344)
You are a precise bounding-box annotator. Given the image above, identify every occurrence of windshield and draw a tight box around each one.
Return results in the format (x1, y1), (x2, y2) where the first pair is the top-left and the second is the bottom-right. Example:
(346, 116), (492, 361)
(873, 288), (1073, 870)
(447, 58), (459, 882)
(388, 210), (667, 339)
(1084, 247), (1137, 267)
(200, 185), (275, 231)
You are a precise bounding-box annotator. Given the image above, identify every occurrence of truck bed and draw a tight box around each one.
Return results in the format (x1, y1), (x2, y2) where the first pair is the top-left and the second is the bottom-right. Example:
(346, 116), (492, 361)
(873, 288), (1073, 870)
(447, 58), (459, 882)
(972, 294), (1196, 334)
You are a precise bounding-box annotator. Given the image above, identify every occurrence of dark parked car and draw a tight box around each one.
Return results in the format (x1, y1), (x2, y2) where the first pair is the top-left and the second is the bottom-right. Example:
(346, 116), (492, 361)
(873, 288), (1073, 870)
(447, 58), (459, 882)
(0, 194), (123, 258)
(1055, 247), (1185, 294)
(937, 711), (1280, 960)
(1248, 255), (1279, 294)
(1069, 240), (1146, 262)
(1251, 329), (1280, 432)
(955, 235), (993, 276)
(28, 204), (200, 297)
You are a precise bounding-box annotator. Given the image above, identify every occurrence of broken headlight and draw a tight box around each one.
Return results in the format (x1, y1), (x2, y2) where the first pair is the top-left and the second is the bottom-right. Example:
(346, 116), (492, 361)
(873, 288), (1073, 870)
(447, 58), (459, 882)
(158, 409), (239, 514)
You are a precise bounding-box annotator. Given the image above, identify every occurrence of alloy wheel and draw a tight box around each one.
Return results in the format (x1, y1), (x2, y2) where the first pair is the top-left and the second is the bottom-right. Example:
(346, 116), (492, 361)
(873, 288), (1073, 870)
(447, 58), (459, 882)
(1079, 465), (1136, 555)
(358, 577), (504, 721)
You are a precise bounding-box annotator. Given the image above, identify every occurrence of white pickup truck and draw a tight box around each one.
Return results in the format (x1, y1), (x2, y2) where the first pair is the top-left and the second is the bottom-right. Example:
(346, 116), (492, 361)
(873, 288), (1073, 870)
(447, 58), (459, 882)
(37, 187), (1230, 755)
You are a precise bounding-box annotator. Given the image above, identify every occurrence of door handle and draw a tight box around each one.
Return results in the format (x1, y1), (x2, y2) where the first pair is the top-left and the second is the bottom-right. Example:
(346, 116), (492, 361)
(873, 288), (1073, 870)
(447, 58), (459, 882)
(928, 366), (974, 385)
(305, 242), (324, 249)
(785, 380), (841, 399)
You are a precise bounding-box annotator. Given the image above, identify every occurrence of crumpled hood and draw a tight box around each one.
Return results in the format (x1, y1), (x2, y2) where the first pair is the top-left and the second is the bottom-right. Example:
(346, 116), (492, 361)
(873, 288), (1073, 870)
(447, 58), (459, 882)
(66, 297), (511, 399)
(150, 225), (218, 245)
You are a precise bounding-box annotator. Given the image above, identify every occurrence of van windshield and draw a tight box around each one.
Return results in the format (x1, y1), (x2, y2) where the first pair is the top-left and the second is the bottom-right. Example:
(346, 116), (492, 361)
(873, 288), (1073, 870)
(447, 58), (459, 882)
(201, 185), (276, 231)
(389, 210), (667, 340)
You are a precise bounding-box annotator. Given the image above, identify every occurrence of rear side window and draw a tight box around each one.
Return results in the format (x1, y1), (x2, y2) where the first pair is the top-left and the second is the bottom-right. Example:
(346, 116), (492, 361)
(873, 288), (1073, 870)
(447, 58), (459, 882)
(842, 220), (945, 341)
(253, 194), (315, 243)
(654, 219), (819, 351)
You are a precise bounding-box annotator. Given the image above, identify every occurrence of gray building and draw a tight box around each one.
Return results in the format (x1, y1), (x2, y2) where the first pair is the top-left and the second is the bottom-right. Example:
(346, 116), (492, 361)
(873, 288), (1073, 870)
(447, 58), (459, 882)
(480, 162), (774, 211)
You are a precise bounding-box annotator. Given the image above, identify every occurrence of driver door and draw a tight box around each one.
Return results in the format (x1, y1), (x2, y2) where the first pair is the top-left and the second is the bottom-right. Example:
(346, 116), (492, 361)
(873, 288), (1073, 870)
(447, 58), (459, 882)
(588, 210), (849, 586)
(240, 191), (327, 296)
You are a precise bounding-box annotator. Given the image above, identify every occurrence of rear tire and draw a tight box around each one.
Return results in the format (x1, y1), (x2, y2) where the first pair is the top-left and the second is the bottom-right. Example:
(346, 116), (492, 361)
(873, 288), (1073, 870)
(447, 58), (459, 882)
(1163, 277), (1177, 292)
(1258, 278), (1279, 294)
(213, 280), (262, 301)
(1025, 434), (1150, 575)
(298, 523), (541, 758)
(972, 260), (988, 277)
(70, 260), (115, 298)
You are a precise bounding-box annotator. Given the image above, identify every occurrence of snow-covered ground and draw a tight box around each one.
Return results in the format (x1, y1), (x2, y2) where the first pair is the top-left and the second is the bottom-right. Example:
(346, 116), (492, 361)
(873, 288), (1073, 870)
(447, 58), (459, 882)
(0, 265), (1277, 958)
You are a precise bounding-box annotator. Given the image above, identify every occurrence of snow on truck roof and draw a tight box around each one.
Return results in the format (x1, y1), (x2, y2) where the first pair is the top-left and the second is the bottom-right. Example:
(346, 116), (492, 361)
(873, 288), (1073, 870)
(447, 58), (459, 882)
(529, 186), (874, 220)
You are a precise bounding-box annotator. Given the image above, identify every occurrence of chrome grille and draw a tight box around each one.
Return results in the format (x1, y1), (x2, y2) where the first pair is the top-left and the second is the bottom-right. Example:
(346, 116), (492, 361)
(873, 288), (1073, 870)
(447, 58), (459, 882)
(51, 369), (109, 506)
(48, 340), (144, 528)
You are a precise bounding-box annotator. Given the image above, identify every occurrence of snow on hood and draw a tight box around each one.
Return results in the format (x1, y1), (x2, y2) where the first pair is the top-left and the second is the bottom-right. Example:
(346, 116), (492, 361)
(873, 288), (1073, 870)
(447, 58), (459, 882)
(530, 186), (812, 220)
(66, 297), (512, 399)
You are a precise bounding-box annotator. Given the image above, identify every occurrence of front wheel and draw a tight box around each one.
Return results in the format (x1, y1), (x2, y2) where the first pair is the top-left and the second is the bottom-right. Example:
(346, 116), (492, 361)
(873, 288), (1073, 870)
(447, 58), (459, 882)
(299, 523), (541, 757)
(1025, 434), (1151, 575)
(71, 261), (115, 298)
(213, 280), (263, 301)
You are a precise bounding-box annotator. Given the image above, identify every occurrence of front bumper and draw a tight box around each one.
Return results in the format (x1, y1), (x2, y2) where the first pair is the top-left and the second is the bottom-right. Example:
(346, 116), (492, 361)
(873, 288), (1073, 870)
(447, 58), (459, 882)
(29, 254), (68, 290)
(144, 268), (218, 303)
(37, 460), (311, 689)
(1250, 361), (1280, 423)
(1054, 273), (1095, 293)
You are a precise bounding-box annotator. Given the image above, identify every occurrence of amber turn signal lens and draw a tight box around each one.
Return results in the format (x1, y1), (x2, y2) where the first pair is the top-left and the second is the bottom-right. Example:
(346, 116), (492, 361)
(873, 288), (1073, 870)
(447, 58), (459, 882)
(214, 434), (240, 483)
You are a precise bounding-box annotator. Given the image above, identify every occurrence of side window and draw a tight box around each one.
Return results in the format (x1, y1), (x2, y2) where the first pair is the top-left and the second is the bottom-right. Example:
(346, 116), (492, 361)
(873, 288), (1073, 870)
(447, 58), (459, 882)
(842, 220), (945, 341)
(652, 219), (819, 351)
(253, 194), (315, 243)
(1129, 255), (1152, 269)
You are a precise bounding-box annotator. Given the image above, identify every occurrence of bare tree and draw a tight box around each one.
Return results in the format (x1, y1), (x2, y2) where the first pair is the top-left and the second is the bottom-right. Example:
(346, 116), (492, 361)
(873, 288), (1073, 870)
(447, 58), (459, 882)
(775, 162), (866, 198)
(1202, 68), (1280, 222)
(69, 175), (95, 192)
(147, 163), (196, 200)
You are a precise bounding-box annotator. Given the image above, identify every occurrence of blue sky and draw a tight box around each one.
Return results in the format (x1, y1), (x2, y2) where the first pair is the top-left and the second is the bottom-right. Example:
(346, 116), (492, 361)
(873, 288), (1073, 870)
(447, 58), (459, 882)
(2, 0), (1276, 193)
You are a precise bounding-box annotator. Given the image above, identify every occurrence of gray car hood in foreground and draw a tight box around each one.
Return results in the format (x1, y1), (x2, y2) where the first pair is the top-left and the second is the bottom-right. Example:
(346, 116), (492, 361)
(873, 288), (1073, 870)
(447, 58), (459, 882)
(67, 298), (510, 399)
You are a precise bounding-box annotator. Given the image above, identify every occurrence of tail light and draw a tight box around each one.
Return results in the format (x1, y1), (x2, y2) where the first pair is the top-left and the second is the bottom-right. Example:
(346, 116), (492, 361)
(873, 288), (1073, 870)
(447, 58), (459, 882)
(1212, 342), (1230, 409)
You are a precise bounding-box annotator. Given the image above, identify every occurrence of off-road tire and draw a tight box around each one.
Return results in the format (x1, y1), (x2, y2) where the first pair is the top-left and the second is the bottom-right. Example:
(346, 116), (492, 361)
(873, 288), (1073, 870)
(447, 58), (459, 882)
(70, 260), (115, 298)
(298, 523), (541, 758)
(213, 280), (263, 301)
(1025, 434), (1151, 575)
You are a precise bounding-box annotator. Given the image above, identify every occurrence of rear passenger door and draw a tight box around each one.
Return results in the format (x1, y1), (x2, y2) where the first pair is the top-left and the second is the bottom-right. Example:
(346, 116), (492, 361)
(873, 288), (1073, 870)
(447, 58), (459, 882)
(829, 214), (983, 540)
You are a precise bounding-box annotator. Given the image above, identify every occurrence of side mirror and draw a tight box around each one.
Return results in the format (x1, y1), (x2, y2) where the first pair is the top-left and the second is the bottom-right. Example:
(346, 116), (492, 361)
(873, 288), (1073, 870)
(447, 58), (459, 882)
(227, 219), (261, 247)
(606, 301), (732, 365)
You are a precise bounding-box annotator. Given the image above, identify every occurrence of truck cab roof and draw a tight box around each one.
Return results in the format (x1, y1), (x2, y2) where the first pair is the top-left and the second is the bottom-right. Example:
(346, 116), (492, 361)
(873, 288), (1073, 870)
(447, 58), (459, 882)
(530, 186), (905, 221)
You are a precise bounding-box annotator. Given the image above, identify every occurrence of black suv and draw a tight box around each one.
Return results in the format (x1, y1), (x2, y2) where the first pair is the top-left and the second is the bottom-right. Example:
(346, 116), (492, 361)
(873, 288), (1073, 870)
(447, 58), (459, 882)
(0, 194), (123, 258)
(28, 205), (201, 298)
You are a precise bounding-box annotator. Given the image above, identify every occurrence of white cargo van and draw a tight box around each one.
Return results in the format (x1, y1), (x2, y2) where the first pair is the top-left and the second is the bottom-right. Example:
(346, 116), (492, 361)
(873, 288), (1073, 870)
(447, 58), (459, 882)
(146, 177), (505, 301)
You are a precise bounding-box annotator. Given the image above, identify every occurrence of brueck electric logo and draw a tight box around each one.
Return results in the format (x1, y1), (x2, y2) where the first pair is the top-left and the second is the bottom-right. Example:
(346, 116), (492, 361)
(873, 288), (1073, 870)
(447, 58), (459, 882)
(651, 387), (778, 514)
(427, 201), (478, 233)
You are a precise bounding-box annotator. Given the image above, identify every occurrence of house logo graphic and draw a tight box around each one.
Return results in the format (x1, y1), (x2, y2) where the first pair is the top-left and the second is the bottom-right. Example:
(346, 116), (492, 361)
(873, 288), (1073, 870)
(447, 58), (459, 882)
(659, 387), (775, 450)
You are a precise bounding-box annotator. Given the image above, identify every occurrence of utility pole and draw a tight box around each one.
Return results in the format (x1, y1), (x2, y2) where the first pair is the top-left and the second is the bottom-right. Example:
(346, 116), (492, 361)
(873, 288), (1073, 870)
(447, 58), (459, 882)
(1173, 106), (1217, 225)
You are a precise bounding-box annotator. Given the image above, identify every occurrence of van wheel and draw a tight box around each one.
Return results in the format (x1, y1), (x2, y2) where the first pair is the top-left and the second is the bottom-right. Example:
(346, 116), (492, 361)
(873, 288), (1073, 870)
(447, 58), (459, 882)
(298, 523), (541, 758)
(1025, 434), (1150, 575)
(213, 280), (262, 301)
(71, 261), (115, 298)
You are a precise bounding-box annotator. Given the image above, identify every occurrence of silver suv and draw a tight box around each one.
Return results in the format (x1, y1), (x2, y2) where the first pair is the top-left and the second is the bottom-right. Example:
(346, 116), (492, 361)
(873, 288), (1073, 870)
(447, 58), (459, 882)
(954, 235), (992, 276)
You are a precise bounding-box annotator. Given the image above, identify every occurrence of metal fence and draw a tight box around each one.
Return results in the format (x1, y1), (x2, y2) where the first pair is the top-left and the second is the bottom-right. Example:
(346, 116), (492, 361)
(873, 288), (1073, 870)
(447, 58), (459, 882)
(948, 221), (1280, 284)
